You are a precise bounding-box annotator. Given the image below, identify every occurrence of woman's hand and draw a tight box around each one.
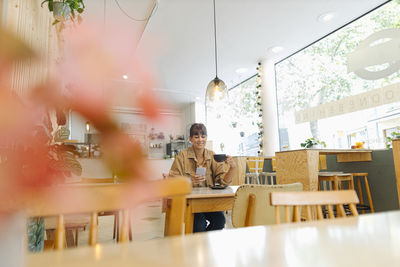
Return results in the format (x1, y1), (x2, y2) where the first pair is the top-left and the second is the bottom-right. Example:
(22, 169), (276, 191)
(225, 155), (236, 169)
(191, 174), (206, 185)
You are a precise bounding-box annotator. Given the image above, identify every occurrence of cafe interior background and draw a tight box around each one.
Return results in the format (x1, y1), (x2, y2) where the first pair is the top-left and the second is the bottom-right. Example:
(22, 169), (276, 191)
(60, 0), (400, 178)
(1, 0), (400, 258)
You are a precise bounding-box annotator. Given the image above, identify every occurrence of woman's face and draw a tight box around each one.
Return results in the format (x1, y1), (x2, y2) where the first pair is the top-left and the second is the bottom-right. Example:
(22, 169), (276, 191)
(190, 133), (207, 150)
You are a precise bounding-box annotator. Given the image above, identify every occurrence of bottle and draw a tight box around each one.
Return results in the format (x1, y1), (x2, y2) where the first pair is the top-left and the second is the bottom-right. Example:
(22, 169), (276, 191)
(171, 151), (175, 158)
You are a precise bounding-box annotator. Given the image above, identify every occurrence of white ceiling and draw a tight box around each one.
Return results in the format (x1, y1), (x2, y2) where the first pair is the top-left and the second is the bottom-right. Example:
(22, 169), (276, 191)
(86, 0), (389, 108)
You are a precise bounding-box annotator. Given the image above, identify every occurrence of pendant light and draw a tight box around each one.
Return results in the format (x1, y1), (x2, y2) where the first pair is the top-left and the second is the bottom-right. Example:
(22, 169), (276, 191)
(206, 0), (227, 102)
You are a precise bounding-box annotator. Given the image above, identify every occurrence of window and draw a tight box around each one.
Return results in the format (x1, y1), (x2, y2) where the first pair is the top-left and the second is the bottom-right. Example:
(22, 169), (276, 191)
(275, 1), (400, 150)
(207, 76), (259, 155)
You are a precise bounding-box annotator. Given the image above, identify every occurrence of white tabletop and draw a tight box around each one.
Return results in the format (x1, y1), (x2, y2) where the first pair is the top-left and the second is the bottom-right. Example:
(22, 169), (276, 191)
(27, 210), (400, 267)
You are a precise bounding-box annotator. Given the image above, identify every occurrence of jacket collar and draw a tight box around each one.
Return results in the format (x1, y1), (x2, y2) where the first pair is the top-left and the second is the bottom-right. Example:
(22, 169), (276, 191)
(187, 146), (213, 161)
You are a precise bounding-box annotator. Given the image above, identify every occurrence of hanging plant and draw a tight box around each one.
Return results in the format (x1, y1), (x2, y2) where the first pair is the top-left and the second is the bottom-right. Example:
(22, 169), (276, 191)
(255, 62), (264, 156)
(41, 0), (85, 25)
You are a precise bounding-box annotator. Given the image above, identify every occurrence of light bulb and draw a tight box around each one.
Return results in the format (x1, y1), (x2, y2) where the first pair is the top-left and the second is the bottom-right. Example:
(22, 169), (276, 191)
(206, 77), (227, 102)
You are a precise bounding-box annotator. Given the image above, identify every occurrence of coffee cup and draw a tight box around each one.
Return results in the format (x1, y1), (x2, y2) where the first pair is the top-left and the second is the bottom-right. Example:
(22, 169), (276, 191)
(213, 154), (226, 162)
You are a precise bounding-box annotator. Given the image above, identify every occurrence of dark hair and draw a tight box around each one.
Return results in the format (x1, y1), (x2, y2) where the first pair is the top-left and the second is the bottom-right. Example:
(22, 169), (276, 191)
(189, 123), (207, 137)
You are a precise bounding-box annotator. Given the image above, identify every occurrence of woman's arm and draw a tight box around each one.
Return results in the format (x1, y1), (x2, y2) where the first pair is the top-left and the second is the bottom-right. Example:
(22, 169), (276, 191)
(168, 152), (185, 177)
(221, 155), (236, 184)
(214, 155), (236, 185)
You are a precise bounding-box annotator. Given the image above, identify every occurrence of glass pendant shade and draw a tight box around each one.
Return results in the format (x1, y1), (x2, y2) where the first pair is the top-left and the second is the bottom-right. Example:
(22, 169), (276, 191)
(206, 77), (227, 102)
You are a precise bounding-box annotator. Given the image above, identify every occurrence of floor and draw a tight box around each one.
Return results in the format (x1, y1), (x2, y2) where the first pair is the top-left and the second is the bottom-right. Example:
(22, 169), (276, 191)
(46, 200), (233, 248)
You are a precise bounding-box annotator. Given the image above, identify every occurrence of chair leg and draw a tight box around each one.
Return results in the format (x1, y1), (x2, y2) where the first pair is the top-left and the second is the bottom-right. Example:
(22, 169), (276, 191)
(116, 211), (120, 242)
(65, 229), (75, 248)
(333, 177), (339, 190)
(128, 216), (133, 241)
(355, 176), (364, 211)
(113, 214), (117, 239)
(75, 228), (79, 247)
(364, 175), (375, 213)
(348, 175), (354, 190)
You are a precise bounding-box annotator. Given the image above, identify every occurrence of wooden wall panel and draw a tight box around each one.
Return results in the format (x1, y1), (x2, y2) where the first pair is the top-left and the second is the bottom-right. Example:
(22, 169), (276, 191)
(232, 156), (247, 185)
(5, 0), (61, 96)
(276, 150), (319, 191)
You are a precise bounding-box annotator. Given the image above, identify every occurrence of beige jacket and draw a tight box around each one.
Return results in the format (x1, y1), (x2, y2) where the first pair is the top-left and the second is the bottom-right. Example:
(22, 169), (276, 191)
(168, 146), (229, 187)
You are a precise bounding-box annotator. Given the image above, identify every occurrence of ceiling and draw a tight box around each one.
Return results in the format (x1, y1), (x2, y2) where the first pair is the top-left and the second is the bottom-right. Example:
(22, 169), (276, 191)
(85, 0), (389, 109)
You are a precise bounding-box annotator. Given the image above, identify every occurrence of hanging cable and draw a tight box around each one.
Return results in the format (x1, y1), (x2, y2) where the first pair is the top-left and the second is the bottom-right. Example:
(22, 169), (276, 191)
(213, 0), (218, 77)
(114, 0), (158, 21)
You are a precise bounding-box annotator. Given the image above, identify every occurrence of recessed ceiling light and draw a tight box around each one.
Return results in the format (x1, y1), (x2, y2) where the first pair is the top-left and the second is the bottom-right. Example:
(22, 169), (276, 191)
(318, 12), (336, 22)
(269, 46), (284, 53)
(195, 96), (201, 100)
(235, 68), (248, 74)
(122, 75), (128, 80)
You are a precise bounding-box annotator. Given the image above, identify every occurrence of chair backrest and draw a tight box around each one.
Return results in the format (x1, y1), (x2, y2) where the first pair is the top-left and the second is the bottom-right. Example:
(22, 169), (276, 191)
(270, 190), (359, 224)
(271, 156), (276, 172)
(3, 177), (191, 250)
(318, 155), (327, 170)
(80, 177), (115, 184)
(231, 183), (303, 227)
(246, 157), (265, 174)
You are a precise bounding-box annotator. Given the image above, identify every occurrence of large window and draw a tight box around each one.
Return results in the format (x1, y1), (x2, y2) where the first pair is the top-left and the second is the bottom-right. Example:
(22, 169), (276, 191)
(275, 1), (400, 150)
(207, 76), (259, 155)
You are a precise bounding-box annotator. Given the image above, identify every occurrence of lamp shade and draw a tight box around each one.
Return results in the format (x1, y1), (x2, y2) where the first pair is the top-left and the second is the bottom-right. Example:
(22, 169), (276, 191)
(206, 77), (227, 102)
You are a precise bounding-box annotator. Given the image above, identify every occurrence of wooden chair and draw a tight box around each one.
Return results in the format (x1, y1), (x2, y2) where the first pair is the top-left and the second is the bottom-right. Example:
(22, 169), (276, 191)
(231, 183), (303, 227)
(9, 177), (191, 250)
(82, 178), (126, 242)
(245, 157), (265, 184)
(260, 156), (276, 185)
(45, 178), (121, 248)
(270, 190), (359, 224)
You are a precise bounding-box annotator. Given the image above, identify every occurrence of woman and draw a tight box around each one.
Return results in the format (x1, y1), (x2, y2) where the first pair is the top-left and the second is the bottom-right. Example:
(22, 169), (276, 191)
(168, 123), (236, 232)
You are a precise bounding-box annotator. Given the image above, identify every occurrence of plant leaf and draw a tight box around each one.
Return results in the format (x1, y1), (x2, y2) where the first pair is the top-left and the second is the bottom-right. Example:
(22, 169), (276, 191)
(54, 127), (70, 142)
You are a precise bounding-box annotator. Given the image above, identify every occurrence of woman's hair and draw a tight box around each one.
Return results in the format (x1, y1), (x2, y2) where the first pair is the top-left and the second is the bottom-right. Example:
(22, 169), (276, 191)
(189, 123), (207, 137)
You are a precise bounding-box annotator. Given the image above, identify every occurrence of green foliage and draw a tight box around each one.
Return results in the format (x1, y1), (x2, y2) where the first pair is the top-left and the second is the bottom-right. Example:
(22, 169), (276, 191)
(41, 0), (85, 24)
(54, 127), (70, 142)
(386, 131), (400, 148)
(300, 137), (327, 148)
(50, 126), (82, 177)
(27, 217), (45, 252)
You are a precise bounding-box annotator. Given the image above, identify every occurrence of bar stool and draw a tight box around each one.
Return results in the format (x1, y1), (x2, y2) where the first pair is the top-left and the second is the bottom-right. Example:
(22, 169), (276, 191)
(318, 172), (354, 217)
(318, 172), (354, 191)
(352, 173), (374, 213)
(260, 157), (276, 185)
(245, 157), (264, 184)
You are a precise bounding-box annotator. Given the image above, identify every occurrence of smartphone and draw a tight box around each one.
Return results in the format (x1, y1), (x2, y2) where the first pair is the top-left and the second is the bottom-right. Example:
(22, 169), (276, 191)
(195, 167), (206, 176)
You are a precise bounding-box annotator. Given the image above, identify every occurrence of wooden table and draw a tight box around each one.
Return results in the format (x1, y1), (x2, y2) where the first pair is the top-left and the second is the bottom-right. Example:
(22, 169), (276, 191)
(165, 186), (239, 235)
(276, 149), (372, 191)
(27, 210), (400, 267)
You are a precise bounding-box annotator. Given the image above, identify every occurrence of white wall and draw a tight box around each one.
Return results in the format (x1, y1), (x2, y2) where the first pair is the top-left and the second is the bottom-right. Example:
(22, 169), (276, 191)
(76, 158), (174, 180)
(182, 101), (206, 139)
(69, 107), (184, 159)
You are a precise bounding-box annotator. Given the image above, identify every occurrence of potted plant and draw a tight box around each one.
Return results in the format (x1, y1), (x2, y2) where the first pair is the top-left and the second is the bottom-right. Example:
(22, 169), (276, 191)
(26, 109), (82, 252)
(300, 137), (327, 149)
(41, 0), (85, 24)
(386, 130), (400, 148)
